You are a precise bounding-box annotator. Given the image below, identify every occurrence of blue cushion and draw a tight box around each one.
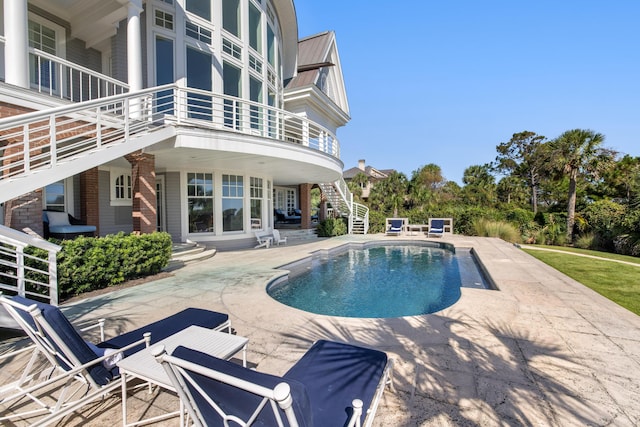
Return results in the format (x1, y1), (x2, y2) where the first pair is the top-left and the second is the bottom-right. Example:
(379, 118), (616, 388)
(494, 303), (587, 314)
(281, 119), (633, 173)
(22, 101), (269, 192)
(48, 225), (97, 233)
(430, 220), (445, 232)
(283, 340), (388, 427)
(98, 308), (229, 357)
(11, 296), (114, 386)
(172, 346), (313, 426)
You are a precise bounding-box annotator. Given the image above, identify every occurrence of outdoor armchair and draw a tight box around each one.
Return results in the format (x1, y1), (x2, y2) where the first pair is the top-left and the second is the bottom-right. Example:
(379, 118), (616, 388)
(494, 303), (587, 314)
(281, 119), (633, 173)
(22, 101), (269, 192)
(153, 339), (394, 427)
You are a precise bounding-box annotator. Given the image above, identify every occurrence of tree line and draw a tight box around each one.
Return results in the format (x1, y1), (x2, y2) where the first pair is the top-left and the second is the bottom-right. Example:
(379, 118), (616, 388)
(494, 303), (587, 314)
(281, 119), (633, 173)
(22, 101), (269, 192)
(347, 129), (640, 256)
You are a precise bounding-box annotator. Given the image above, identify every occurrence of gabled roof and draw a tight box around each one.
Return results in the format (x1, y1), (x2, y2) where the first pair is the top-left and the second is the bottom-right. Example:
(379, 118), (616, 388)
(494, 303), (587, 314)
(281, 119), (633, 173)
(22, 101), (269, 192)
(284, 31), (350, 118)
(343, 166), (395, 180)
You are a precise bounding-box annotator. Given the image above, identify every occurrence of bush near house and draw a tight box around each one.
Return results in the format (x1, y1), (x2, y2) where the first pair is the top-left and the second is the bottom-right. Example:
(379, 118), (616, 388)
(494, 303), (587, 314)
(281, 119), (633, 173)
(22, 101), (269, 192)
(316, 217), (348, 237)
(50, 232), (172, 297)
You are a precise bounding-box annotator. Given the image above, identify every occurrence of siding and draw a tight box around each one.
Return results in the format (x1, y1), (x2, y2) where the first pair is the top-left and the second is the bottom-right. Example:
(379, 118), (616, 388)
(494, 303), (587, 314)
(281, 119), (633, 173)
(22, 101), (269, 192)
(98, 169), (133, 236)
(164, 172), (182, 241)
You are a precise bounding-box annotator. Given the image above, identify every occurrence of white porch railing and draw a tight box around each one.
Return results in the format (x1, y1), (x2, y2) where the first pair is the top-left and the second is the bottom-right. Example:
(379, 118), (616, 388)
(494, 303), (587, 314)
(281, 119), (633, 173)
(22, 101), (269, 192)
(0, 84), (342, 200)
(0, 224), (60, 327)
(28, 47), (130, 102)
(318, 177), (369, 234)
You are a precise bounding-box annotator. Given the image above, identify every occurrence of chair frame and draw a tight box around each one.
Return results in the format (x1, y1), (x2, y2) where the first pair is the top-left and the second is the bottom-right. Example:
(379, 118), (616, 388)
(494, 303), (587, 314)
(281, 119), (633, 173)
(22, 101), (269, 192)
(153, 342), (395, 427)
(272, 229), (287, 246)
(0, 295), (149, 426)
(0, 294), (232, 426)
(254, 231), (272, 248)
(386, 218), (407, 236)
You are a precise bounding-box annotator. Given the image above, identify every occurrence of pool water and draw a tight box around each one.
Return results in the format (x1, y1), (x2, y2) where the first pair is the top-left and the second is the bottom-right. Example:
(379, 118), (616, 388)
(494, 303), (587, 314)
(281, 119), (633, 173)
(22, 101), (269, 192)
(268, 244), (489, 318)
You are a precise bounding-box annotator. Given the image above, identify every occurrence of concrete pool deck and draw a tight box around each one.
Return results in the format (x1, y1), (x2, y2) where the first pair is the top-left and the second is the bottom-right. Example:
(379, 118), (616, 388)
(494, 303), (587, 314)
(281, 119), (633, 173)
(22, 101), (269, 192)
(2, 234), (640, 426)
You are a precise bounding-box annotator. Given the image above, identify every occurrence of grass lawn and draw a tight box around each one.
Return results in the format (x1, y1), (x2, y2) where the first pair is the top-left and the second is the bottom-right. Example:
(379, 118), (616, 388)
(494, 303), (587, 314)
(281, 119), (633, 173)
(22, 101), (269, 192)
(522, 247), (640, 316)
(531, 245), (640, 265)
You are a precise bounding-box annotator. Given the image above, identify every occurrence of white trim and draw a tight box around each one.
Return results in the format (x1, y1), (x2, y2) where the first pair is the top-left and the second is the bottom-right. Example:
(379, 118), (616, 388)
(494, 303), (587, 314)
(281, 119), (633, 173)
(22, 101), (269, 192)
(109, 167), (133, 207)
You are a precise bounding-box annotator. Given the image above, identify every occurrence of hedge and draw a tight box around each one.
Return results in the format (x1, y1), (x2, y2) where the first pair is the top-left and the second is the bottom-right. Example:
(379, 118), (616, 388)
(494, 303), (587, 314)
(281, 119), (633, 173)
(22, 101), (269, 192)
(52, 232), (172, 297)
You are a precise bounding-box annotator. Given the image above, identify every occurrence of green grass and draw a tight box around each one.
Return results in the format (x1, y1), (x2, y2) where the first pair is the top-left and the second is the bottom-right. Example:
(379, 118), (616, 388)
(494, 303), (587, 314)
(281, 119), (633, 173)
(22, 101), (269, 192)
(522, 248), (640, 316)
(530, 245), (640, 265)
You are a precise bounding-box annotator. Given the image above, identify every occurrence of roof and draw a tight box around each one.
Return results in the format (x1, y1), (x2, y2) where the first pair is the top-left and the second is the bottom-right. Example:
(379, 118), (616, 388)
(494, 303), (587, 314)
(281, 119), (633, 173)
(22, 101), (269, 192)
(285, 32), (334, 90)
(343, 166), (395, 180)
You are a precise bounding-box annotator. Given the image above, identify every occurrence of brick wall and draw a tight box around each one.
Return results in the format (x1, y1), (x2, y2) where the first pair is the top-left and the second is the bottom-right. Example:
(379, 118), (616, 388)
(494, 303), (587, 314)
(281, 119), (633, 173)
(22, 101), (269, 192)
(126, 151), (156, 234)
(3, 190), (44, 236)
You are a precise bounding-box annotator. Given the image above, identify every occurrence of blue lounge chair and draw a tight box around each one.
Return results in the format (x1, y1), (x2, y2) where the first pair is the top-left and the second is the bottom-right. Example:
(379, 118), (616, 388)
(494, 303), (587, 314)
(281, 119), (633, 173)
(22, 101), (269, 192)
(428, 219), (445, 237)
(386, 219), (404, 236)
(153, 339), (395, 427)
(0, 294), (230, 426)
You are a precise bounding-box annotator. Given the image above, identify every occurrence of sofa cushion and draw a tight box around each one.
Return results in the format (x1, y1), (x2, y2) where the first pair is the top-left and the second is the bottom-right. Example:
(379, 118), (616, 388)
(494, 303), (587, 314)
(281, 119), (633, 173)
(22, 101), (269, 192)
(45, 211), (71, 227)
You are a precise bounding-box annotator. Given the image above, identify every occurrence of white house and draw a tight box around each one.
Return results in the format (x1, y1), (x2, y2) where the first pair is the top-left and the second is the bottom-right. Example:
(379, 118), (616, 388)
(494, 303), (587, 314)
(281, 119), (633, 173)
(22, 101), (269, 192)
(0, 0), (368, 250)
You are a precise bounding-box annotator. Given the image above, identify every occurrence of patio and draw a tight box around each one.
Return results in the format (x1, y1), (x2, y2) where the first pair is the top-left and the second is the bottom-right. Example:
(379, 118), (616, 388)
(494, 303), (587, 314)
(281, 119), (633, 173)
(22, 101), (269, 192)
(1, 234), (639, 426)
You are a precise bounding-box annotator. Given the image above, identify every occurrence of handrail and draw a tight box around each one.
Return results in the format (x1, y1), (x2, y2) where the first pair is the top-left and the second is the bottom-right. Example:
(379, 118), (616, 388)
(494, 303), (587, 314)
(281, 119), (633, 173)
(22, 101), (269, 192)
(28, 47), (129, 102)
(0, 84), (341, 192)
(0, 224), (60, 306)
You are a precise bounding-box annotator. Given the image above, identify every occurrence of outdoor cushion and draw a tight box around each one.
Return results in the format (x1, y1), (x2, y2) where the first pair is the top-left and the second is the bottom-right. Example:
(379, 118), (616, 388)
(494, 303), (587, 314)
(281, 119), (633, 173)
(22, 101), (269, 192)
(11, 298), (229, 386)
(172, 346), (313, 426)
(11, 296), (114, 385)
(48, 224), (97, 234)
(45, 211), (71, 226)
(99, 307), (229, 356)
(283, 340), (388, 427)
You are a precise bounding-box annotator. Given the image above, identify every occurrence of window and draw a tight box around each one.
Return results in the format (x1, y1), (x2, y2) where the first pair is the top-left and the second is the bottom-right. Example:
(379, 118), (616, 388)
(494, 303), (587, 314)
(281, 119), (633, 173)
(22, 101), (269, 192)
(187, 46), (212, 120)
(155, 36), (174, 114)
(110, 169), (132, 206)
(155, 9), (174, 30)
(187, 172), (213, 233)
(223, 0), (241, 37)
(186, 21), (212, 44)
(44, 180), (65, 212)
(250, 177), (263, 229)
(222, 174), (244, 232)
(267, 25), (276, 67)
(223, 61), (242, 129)
(222, 38), (242, 60)
(249, 2), (262, 53)
(274, 187), (296, 214)
(28, 19), (59, 92)
(249, 54), (262, 73)
(249, 77), (262, 131)
(186, 0), (210, 21)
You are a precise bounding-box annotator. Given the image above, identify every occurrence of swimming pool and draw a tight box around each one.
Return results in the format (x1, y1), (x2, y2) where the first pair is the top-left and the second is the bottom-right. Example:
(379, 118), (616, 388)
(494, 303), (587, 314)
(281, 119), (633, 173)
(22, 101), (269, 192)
(267, 242), (491, 318)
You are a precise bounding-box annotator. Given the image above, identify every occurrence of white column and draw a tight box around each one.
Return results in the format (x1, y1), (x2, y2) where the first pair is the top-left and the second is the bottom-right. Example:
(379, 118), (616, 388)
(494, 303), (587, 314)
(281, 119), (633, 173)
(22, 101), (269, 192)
(127, 0), (143, 92)
(4, 0), (30, 88)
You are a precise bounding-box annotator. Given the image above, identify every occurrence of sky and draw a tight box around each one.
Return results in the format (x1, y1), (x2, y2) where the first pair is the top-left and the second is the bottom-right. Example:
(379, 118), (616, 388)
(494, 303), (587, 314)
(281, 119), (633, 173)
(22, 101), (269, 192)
(294, 1), (640, 184)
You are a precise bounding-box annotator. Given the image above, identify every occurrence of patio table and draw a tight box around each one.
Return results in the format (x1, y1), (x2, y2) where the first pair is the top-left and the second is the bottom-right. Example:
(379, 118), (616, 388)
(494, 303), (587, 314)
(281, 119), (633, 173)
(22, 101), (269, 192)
(117, 325), (248, 426)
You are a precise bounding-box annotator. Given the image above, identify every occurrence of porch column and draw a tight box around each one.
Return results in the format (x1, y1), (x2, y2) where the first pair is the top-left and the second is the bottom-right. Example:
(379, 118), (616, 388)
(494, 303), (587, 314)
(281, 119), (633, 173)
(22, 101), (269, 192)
(4, 0), (29, 88)
(127, 0), (143, 93)
(126, 151), (156, 234)
(299, 183), (312, 229)
(80, 168), (100, 234)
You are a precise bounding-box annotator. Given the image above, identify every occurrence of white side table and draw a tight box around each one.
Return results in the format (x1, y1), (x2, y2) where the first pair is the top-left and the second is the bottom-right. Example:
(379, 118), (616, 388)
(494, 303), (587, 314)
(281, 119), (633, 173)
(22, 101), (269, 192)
(117, 325), (248, 426)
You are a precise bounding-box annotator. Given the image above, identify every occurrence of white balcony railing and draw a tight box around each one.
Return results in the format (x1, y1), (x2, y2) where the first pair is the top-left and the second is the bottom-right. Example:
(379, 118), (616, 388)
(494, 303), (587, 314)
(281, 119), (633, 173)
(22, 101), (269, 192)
(28, 47), (130, 102)
(0, 84), (340, 192)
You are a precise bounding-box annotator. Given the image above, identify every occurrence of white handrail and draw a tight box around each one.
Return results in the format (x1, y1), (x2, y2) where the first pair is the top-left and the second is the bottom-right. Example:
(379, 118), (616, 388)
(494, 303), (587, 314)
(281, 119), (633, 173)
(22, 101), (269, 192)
(28, 47), (129, 102)
(0, 224), (60, 307)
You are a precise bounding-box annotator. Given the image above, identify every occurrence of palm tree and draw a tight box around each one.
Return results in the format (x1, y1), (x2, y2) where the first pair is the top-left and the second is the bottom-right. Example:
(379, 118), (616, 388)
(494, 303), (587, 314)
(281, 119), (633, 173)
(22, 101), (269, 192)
(550, 129), (611, 243)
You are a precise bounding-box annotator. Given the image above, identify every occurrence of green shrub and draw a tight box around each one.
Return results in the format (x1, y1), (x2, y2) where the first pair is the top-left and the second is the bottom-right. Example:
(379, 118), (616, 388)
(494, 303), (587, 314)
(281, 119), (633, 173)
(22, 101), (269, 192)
(56, 232), (172, 297)
(574, 233), (595, 249)
(316, 217), (348, 237)
(472, 219), (521, 243)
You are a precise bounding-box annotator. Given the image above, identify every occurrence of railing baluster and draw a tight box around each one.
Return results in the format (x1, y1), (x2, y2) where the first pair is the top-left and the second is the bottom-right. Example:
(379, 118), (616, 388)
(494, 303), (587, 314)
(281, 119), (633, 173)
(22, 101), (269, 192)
(23, 124), (30, 174)
(49, 115), (57, 167)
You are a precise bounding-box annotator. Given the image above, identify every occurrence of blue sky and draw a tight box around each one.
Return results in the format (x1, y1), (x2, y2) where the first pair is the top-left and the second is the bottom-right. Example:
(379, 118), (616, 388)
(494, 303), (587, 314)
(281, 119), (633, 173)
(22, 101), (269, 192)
(295, 1), (640, 184)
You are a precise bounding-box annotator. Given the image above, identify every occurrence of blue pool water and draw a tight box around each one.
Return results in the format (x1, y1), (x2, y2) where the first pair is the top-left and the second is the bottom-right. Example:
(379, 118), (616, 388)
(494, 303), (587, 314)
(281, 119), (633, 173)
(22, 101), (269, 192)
(268, 244), (490, 318)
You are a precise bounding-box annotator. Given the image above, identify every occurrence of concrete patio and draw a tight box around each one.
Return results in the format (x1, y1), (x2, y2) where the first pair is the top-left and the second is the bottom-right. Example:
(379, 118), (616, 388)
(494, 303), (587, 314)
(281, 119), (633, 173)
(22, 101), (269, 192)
(1, 234), (639, 426)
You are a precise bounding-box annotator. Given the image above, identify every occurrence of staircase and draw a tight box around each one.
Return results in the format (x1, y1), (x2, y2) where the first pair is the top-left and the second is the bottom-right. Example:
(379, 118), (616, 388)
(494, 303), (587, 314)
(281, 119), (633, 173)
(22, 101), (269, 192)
(0, 85), (176, 201)
(318, 177), (369, 234)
